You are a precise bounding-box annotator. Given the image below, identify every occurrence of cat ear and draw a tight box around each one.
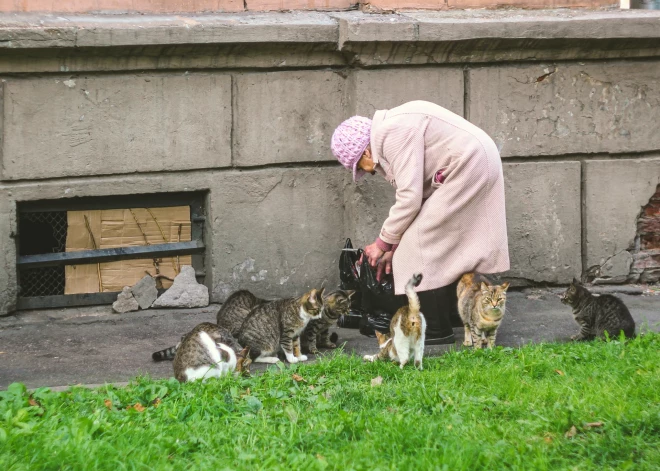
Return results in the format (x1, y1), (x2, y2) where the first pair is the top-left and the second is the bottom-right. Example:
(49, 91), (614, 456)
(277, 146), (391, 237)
(500, 282), (510, 291)
(480, 282), (489, 292)
(318, 287), (326, 300)
(346, 290), (357, 299)
(309, 289), (319, 304)
(572, 277), (581, 285)
(375, 331), (384, 343)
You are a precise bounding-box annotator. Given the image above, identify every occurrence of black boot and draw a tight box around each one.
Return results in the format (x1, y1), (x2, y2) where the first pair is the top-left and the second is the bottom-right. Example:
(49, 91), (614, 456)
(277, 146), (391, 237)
(417, 290), (455, 345)
(434, 281), (463, 328)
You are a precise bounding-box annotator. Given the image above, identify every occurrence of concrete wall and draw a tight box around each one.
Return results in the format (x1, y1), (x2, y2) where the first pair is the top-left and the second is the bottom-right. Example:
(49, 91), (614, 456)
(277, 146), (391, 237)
(1, 9), (659, 314)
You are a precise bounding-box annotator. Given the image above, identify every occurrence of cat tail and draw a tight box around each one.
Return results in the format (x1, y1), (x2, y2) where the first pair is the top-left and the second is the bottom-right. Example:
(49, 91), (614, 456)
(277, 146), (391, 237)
(405, 274), (423, 323)
(152, 345), (178, 361)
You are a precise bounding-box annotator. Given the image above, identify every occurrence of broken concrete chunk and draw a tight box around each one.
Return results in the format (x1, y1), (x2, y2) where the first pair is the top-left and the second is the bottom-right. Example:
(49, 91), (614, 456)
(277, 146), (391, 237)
(152, 266), (209, 308)
(112, 287), (139, 314)
(131, 274), (158, 309)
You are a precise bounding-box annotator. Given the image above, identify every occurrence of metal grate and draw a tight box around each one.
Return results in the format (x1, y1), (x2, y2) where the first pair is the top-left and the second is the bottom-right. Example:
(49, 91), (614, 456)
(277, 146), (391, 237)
(18, 266), (65, 297)
(18, 211), (67, 297)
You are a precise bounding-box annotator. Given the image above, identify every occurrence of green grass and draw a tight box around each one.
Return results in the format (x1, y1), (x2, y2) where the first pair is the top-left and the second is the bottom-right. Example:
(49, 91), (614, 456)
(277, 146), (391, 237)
(2, 333), (660, 471)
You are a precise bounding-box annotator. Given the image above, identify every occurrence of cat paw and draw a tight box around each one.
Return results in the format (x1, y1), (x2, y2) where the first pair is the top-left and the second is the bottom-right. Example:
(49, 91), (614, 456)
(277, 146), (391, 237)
(322, 343), (337, 349)
(308, 348), (320, 355)
(297, 354), (308, 362)
(414, 360), (423, 370)
(284, 353), (299, 364)
(462, 340), (472, 347)
(363, 355), (375, 362)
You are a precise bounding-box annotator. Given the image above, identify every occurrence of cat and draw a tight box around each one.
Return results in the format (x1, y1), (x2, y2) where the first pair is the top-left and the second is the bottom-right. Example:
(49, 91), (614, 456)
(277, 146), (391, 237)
(363, 274), (426, 369)
(300, 289), (356, 354)
(560, 278), (635, 340)
(217, 289), (268, 338)
(457, 273), (509, 349)
(151, 289), (266, 361)
(173, 322), (251, 383)
(238, 288), (325, 364)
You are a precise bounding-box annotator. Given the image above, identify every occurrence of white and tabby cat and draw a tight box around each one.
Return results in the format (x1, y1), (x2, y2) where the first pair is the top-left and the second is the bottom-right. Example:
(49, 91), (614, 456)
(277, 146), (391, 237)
(173, 322), (251, 383)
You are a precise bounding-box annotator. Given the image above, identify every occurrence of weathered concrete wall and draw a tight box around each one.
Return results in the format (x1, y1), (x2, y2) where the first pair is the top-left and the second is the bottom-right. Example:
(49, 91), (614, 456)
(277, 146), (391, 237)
(2, 74), (232, 180)
(469, 63), (660, 158)
(0, 10), (659, 314)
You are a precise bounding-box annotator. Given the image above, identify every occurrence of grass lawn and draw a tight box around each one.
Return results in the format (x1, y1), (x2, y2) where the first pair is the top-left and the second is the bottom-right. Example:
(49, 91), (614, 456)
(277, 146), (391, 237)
(2, 333), (659, 471)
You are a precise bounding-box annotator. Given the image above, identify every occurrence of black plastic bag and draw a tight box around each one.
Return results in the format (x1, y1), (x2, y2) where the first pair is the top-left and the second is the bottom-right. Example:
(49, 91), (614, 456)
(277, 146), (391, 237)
(339, 238), (360, 290)
(337, 238), (364, 329)
(357, 250), (400, 336)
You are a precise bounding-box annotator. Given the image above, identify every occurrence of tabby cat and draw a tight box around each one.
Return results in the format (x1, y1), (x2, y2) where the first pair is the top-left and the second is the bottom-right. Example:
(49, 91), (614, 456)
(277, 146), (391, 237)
(457, 273), (509, 349)
(301, 290), (355, 354)
(151, 289), (265, 361)
(363, 274), (426, 369)
(173, 322), (251, 383)
(217, 289), (268, 337)
(561, 278), (635, 340)
(238, 288), (325, 364)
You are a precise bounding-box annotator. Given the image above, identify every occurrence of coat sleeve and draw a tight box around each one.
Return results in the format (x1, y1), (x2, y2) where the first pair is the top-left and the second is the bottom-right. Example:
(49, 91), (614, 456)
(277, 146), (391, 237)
(379, 125), (426, 245)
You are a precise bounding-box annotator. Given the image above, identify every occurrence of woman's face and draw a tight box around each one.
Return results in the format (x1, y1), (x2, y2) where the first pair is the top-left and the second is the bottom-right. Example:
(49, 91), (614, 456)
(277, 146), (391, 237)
(357, 147), (376, 175)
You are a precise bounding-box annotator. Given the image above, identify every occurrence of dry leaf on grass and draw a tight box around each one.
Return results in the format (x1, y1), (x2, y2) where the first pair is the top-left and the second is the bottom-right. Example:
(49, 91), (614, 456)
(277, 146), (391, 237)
(555, 370), (565, 376)
(371, 376), (383, 387)
(565, 426), (577, 438)
(544, 436), (553, 444)
(292, 374), (306, 383)
(28, 396), (41, 407)
(151, 398), (162, 408)
(104, 399), (113, 410)
(127, 403), (146, 412)
(584, 422), (604, 429)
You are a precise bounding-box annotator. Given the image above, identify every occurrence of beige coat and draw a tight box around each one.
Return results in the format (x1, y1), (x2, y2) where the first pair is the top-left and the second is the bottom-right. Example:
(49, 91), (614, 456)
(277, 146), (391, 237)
(370, 101), (510, 294)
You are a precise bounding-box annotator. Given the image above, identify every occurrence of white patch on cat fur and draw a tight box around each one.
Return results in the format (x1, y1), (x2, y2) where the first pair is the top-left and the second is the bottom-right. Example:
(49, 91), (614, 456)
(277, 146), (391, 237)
(184, 366), (217, 381)
(392, 318), (410, 368)
(254, 355), (281, 364)
(300, 305), (322, 321)
(284, 351), (299, 363)
(217, 343), (237, 372)
(183, 332), (238, 381)
(199, 331), (221, 364)
(414, 314), (426, 370)
(297, 354), (308, 361)
(391, 314), (426, 370)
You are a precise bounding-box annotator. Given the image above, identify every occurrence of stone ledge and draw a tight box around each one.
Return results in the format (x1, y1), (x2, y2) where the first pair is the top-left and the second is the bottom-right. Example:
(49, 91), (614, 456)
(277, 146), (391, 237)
(0, 9), (658, 50)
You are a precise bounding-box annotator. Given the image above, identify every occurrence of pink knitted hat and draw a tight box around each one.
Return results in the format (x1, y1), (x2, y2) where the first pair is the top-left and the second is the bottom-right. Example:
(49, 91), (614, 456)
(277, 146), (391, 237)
(331, 116), (372, 182)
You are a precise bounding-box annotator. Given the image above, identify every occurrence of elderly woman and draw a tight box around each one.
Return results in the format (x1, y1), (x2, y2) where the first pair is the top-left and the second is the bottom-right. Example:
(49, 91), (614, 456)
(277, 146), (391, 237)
(331, 100), (510, 345)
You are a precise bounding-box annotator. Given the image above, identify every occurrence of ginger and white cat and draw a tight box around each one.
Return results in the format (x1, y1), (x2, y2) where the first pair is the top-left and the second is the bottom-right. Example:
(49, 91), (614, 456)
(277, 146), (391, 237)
(363, 273), (426, 370)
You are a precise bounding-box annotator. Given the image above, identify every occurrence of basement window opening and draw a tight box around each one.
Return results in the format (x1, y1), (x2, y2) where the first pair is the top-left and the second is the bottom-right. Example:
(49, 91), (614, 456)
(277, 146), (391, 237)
(16, 192), (206, 311)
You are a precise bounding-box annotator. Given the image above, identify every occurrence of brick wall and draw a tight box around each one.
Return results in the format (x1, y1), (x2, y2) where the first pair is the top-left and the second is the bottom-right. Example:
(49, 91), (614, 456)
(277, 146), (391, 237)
(0, 0), (616, 13)
(632, 185), (660, 283)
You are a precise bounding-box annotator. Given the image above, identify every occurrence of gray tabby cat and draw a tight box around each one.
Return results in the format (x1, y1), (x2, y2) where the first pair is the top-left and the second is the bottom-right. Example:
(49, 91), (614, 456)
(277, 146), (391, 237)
(238, 288), (325, 364)
(173, 322), (251, 382)
(561, 278), (635, 340)
(152, 289), (265, 361)
(300, 290), (355, 354)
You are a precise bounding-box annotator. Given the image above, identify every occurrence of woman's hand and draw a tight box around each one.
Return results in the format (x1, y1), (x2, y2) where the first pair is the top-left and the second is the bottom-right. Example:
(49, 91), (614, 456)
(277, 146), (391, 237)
(376, 251), (393, 282)
(363, 242), (385, 268)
